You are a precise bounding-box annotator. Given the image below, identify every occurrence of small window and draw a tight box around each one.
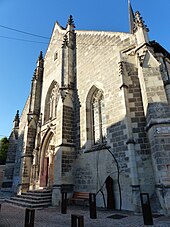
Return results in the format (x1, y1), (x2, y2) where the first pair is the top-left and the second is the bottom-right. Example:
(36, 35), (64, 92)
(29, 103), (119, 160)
(54, 52), (58, 61)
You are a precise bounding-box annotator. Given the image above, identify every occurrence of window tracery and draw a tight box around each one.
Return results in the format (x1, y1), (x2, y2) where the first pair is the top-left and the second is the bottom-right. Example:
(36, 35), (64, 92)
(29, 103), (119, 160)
(92, 89), (107, 144)
(86, 86), (107, 146)
(44, 82), (59, 123)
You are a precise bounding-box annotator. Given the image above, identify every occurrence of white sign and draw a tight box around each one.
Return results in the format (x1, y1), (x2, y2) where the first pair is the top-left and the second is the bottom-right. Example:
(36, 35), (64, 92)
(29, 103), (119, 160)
(156, 127), (170, 134)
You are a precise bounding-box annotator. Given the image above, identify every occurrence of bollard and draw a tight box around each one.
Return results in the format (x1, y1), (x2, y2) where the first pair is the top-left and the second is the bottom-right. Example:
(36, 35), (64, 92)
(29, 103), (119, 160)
(89, 193), (97, 219)
(71, 214), (84, 227)
(61, 192), (67, 214)
(140, 193), (153, 225)
(0, 204), (1, 212)
(24, 208), (35, 227)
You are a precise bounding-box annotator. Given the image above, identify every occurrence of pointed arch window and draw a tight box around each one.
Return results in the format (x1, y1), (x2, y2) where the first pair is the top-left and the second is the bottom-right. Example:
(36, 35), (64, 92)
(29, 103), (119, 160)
(44, 82), (59, 123)
(86, 86), (107, 146)
(49, 86), (57, 119)
(92, 89), (106, 144)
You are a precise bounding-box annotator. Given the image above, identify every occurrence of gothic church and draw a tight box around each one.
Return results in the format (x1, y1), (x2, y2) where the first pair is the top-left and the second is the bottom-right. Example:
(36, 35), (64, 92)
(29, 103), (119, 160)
(2, 3), (170, 215)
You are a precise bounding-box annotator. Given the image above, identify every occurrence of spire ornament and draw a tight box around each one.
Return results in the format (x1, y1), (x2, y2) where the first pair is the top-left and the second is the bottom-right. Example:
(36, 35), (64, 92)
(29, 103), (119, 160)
(67, 15), (75, 27)
(36, 51), (44, 68)
(14, 110), (19, 121)
(62, 34), (68, 48)
(134, 11), (149, 32)
(38, 51), (43, 61)
(128, 0), (135, 33)
(13, 110), (20, 128)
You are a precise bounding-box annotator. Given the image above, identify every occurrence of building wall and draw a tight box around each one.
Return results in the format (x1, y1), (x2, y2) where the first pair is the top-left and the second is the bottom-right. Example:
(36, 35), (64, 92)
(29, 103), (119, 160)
(4, 16), (170, 214)
(63, 31), (155, 210)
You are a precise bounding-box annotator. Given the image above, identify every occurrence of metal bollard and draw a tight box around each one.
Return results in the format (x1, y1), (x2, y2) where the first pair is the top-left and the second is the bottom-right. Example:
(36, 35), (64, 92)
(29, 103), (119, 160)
(140, 193), (153, 225)
(89, 193), (97, 219)
(0, 204), (1, 212)
(71, 214), (84, 227)
(61, 192), (67, 214)
(24, 208), (35, 227)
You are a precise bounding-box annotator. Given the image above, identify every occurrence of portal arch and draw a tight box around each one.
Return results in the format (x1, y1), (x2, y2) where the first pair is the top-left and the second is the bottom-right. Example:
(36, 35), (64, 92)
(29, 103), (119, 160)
(39, 129), (56, 188)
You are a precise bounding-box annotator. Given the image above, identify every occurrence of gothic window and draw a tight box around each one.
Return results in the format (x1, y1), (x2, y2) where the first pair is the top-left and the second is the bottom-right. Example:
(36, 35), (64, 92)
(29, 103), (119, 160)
(92, 90), (106, 144)
(44, 81), (59, 123)
(86, 86), (107, 146)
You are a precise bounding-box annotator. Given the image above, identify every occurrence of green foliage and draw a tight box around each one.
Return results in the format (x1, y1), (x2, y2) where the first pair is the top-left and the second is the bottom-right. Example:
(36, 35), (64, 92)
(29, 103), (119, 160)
(0, 137), (9, 165)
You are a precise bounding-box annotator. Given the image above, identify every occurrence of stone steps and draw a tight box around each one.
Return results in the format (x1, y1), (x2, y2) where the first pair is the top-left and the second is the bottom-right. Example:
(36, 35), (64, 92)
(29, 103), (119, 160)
(6, 199), (51, 208)
(6, 189), (52, 208)
(15, 194), (51, 200)
(9, 196), (51, 204)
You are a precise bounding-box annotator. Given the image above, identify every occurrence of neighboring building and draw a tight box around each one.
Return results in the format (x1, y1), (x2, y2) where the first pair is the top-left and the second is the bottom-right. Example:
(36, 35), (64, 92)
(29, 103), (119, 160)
(2, 112), (19, 191)
(2, 3), (170, 215)
(0, 165), (5, 188)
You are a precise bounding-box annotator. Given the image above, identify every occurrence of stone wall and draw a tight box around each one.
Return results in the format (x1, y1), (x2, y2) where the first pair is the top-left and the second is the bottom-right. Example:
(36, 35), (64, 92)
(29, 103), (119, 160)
(70, 31), (137, 210)
(8, 19), (170, 214)
(137, 50), (170, 214)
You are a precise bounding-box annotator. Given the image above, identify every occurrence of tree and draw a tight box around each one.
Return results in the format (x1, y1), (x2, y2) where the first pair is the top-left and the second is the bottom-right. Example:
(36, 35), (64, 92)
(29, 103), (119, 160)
(0, 137), (9, 165)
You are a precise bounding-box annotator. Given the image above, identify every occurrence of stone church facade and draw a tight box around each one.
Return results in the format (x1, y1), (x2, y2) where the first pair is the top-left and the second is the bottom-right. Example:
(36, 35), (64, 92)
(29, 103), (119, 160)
(2, 5), (170, 215)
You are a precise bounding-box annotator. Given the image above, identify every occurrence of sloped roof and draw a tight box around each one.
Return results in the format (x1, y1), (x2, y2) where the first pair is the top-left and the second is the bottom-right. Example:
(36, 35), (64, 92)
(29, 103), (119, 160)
(150, 40), (170, 59)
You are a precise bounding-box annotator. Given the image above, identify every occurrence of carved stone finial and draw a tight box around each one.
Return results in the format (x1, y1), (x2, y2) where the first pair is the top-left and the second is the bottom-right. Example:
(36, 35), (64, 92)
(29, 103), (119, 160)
(37, 51), (44, 68)
(32, 69), (37, 80)
(137, 50), (147, 67)
(62, 34), (68, 48)
(38, 113), (42, 127)
(14, 110), (19, 121)
(68, 15), (75, 27)
(60, 87), (69, 102)
(134, 11), (149, 32)
(38, 51), (43, 61)
(13, 110), (20, 127)
(118, 61), (124, 76)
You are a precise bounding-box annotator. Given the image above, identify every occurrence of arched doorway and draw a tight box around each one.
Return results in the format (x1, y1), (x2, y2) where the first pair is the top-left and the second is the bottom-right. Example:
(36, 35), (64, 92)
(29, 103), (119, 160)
(105, 176), (115, 209)
(39, 131), (55, 188)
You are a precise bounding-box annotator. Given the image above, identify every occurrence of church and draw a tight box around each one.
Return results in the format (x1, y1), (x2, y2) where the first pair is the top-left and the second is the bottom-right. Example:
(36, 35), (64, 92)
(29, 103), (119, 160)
(2, 3), (170, 215)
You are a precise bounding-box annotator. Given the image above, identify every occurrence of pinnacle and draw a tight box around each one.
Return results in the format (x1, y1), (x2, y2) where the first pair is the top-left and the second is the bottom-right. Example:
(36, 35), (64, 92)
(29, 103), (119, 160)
(67, 15), (75, 28)
(38, 51), (43, 61)
(134, 11), (149, 32)
(13, 110), (19, 125)
(68, 15), (74, 25)
(62, 34), (68, 48)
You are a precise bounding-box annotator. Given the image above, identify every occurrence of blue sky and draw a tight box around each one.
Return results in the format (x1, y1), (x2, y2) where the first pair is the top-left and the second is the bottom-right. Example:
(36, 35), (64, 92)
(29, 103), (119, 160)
(0, 0), (170, 138)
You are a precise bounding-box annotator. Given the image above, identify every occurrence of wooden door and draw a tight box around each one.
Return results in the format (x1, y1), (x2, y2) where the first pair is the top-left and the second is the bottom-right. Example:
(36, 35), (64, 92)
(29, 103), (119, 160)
(40, 157), (49, 187)
(106, 176), (115, 209)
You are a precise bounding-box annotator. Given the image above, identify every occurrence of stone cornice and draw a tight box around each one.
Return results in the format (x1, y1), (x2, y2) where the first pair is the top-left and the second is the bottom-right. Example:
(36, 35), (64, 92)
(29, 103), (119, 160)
(146, 118), (170, 131)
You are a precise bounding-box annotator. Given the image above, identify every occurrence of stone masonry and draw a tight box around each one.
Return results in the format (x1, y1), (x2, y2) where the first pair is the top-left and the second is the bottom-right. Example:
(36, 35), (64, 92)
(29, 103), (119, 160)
(3, 5), (170, 215)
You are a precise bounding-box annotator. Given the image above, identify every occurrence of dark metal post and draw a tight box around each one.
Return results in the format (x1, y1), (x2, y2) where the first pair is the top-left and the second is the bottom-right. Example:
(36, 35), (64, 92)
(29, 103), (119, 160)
(0, 204), (1, 212)
(61, 192), (67, 214)
(71, 214), (84, 227)
(89, 193), (97, 219)
(24, 208), (35, 227)
(140, 193), (153, 225)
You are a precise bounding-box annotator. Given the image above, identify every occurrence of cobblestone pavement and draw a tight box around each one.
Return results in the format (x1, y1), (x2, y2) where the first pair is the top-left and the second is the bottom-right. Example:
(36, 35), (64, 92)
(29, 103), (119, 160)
(0, 203), (170, 227)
